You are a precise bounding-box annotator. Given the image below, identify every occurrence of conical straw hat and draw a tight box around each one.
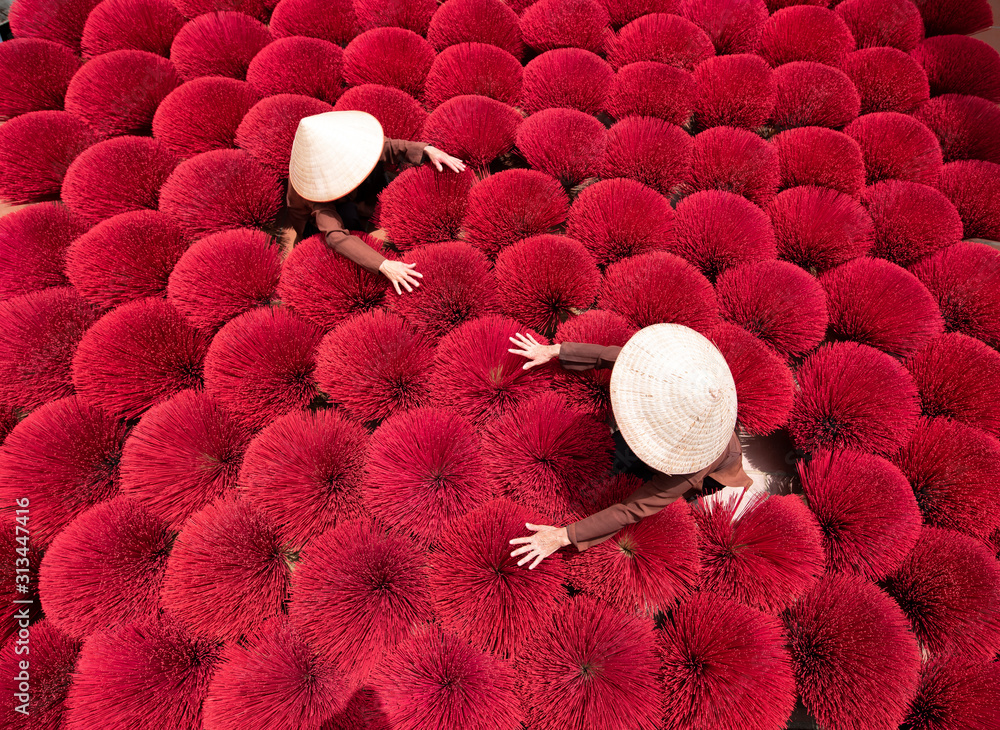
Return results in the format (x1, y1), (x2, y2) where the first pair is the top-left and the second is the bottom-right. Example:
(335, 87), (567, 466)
(288, 110), (385, 202)
(610, 323), (738, 474)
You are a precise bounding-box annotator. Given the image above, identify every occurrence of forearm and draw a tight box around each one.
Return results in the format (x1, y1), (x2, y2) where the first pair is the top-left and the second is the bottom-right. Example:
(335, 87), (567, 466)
(558, 342), (622, 371)
(382, 138), (429, 169)
(566, 502), (659, 552)
(566, 478), (695, 551)
(324, 231), (387, 275)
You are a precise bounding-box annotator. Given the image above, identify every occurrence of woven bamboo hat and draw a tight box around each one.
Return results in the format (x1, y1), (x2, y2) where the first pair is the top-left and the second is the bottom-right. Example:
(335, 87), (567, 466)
(288, 110), (384, 202)
(609, 323), (738, 474)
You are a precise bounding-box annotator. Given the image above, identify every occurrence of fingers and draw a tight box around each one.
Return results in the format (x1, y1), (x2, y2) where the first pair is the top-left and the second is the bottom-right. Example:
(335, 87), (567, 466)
(528, 553), (544, 570)
(400, 277), (413, 293)
(433, 158), (443, 172)
(509, 545), (533, 557)
(516, 552), (536, 567)
(522, 359), (539, 370)
(525, 523), (549, 531)
(510, 332), (533, 349)
(391, 279), (401, 296)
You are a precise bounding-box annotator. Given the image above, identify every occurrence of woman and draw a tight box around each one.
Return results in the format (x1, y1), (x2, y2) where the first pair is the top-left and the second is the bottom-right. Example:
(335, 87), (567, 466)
(282, 110), (466, 295)
(507, 324), (753, 569)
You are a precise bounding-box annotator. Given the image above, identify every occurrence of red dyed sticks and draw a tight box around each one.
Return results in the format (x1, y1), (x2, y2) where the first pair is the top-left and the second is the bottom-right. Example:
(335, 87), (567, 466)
(910, 241), (1000, 349)
(599, 250), (720, 333)
(63, 618), (221, 729)
(364, 407), (489, 542)
(203, 617), (350, 730)
(906, 332), (1000, 439)
(0, 111), (95, 204)
(715, 259), (828, 358)
(428, 498), (567, 657)
(388, 241), (500, 338)
(862, 180), (962, 267)
(372, 626), (523, 730)
(784, 573), (921, 730)
(167, 227), (282, 332)
(659, 592), (796, 730)
(239, 409), (368, 548)
(567, 177), (676, 267)
(710, 322), (795, 435)
(0, 202), (82, 299)
(161, 496), (293, 643)
(0, 396), (125, 549)
(767, 185), (873, 271)
(120, 389), (251, 529)
(64, 49), (181, 137)
(247, 37), (343, 105)
(462, 169), (569, 259)
(427, 315), (552, 425)
(0, 288), (97, 411)
(822, 257), (944, 359)
(883, 526), (1000, 660)
(169, 11), (271, 82)
(798, 448), (920, 580)
(289, 519), (432, 685)
(480, 392), (613, 519)
(202, 307), (324, 432)
(66, 210), (189, 309)
(158, 149), (283, 238)
(787, 341), (920, 456)
(669, 190), (776, 280)
(892, 417), (1000, 540)
(153, 77), (260, 158)
(0, 38), (79, 120)
(516, 596), (661, 730)
(493, 234), (601, 335)
(39, 496), (171, 637)
(694, 491), (824, 612)
(379, 165), (475, 250)
(72, 297), (209, 419)
(569, 476), (701, 614)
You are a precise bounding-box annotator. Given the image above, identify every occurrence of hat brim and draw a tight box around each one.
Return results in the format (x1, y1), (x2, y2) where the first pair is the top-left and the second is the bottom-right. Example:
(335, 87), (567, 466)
(610, 324), (738, 474)
(288, 111), (385, 202)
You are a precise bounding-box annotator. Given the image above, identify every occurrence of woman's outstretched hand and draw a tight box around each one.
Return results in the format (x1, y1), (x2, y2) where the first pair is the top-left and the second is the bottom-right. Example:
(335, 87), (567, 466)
(509, 523), (571, 569)
(508, 332), (560, 370)
(424, 145), (467, 173)
(379, 259), (423, 295)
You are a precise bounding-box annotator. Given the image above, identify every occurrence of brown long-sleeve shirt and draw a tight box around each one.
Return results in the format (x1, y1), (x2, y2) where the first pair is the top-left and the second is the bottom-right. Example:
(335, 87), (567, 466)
(284, 138), (428, 274)
(558, 341), (753, 551)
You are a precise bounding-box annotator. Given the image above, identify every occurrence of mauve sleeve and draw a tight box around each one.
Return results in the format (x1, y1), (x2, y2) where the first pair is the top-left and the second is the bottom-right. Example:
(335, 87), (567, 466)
(558, 343), (622, 372)
(381, 138), (428, 169)
(284, 185), (312, 240)
(566, 470), (706, 551)
(312, 204), (387, 275)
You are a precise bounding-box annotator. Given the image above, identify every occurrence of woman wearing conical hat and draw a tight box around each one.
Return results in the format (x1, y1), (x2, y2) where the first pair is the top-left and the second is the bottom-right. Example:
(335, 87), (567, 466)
(282, 110), (466, 295)
(507, 323), (753, 568)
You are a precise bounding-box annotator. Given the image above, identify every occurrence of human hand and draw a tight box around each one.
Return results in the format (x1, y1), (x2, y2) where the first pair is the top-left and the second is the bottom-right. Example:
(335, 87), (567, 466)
(424, 145), (467, 173)
(508, 332), (559, 370)
(379, 259), (423, 295)
(509, 523), (571, 570)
